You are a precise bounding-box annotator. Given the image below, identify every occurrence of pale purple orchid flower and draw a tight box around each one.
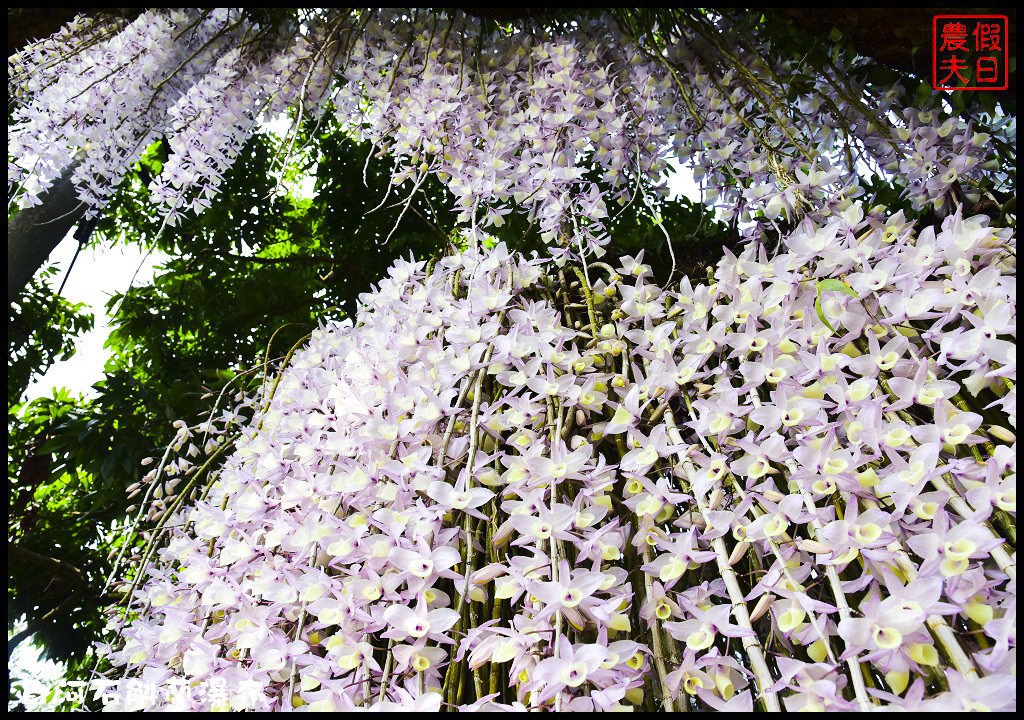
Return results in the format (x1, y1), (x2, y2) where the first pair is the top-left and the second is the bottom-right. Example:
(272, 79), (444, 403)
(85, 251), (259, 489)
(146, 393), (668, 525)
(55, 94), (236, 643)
(529, 636), (610, 702)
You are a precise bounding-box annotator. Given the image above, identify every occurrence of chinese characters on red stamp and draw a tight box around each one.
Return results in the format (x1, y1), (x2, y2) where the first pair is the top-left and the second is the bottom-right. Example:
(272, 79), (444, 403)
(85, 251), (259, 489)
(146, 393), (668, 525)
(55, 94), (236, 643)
(933, 15), (1009, 90)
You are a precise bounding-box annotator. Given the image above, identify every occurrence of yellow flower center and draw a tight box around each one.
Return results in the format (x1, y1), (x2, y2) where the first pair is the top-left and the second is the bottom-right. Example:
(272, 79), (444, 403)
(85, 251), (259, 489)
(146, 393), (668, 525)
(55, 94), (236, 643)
(942, 423), (971, 445)
(940, 556), (970, 577)
(944, 538), (977, 560)
(854, 523), (882, 544)
(764, 515), (788, 537)
(749, 458), (770, 478)
(877, 351), (899, 371)
(824, 456), (848, 474)
(848, 379), (872, 402)
(683, 675), (704, 695)
(709, 414), (732, 433)
(777, 606), (806, 633)
(812, 477), (835, 494)
(883, 427), (911, 447)
(873, 625), (903, 650)
(686, 627), (715, 651)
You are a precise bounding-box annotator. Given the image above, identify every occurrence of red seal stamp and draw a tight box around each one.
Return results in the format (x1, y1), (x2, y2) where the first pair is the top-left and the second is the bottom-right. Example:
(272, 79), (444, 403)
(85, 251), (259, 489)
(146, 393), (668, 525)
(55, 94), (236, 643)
(933, 15), (1009, 90)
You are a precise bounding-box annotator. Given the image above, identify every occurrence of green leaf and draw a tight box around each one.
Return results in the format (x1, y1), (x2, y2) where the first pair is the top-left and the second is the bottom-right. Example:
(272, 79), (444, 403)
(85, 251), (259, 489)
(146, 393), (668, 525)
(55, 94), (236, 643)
(978, 91), (997, 115)
(952, 89), (966, 113)
(814, 295), (833, 331)
(817, 278), (858, 298)
(815, 279), (858, 331)
(915, 81), (933, 107)
(100, 455), (116, 484)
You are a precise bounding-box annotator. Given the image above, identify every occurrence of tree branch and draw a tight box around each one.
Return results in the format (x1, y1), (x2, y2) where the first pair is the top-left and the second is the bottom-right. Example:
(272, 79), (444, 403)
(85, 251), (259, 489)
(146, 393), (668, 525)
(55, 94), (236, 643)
(8, 544), (89, 585)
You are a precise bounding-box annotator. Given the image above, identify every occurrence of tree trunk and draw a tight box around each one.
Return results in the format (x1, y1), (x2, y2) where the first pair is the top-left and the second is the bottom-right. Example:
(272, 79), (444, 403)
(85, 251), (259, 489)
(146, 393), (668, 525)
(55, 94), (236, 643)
(8, 162), (85, 303)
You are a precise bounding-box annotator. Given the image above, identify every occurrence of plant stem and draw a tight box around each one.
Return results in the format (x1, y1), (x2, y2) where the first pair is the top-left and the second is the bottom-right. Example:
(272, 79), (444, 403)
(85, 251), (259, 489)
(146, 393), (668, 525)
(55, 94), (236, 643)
(663, 406), (782, 712)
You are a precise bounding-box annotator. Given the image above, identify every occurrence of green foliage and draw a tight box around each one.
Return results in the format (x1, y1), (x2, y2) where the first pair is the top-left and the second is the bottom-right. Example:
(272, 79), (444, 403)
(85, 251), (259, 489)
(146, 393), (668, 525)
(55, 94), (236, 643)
(8, 266), (94, 407)
(8, 392), (119, 665)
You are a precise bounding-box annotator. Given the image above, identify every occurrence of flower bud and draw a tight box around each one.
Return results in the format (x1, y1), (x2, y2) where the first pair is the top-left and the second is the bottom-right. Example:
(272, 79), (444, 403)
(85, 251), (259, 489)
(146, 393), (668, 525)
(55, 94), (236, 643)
(800, 539), (830, 555)
(749, 593), (773, 623)
(988, 425), (1015, 443)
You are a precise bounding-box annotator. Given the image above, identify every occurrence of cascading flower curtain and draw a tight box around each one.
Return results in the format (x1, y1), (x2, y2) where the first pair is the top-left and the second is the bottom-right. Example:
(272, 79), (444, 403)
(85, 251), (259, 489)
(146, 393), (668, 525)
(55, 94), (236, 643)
(96, 207), (1015, 711)
(9, 9), (1013, 248)
(7, 7), (1015, 712)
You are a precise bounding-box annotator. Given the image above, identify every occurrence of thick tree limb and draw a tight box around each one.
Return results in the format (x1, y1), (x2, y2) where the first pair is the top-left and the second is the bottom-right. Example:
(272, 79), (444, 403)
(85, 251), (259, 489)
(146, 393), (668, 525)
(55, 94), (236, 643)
(8, 162), (85, 303)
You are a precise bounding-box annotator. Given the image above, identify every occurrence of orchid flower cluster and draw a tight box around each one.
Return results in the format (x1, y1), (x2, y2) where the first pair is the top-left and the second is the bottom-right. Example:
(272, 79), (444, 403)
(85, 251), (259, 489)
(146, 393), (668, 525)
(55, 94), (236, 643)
(9, 9), (1014, 251)
(663, 18), (1015, 226)
(8, 8), (335, 223)
(96, 196), (1015, 710)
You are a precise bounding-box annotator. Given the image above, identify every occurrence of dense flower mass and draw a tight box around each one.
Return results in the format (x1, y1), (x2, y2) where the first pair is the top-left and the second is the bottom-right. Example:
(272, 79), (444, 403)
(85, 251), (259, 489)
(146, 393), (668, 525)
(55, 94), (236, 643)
(8, 9), (1015, 253)
(97, 201), (1015, 710)
(8, 8), (334, 222)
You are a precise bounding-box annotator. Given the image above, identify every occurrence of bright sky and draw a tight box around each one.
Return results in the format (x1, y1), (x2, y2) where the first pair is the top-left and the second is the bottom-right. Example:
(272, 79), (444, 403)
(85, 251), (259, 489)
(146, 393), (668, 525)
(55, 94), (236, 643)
(8, 621), (67, 711)
(22, 115), (312, 405)
(22, 231), (171, 404)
